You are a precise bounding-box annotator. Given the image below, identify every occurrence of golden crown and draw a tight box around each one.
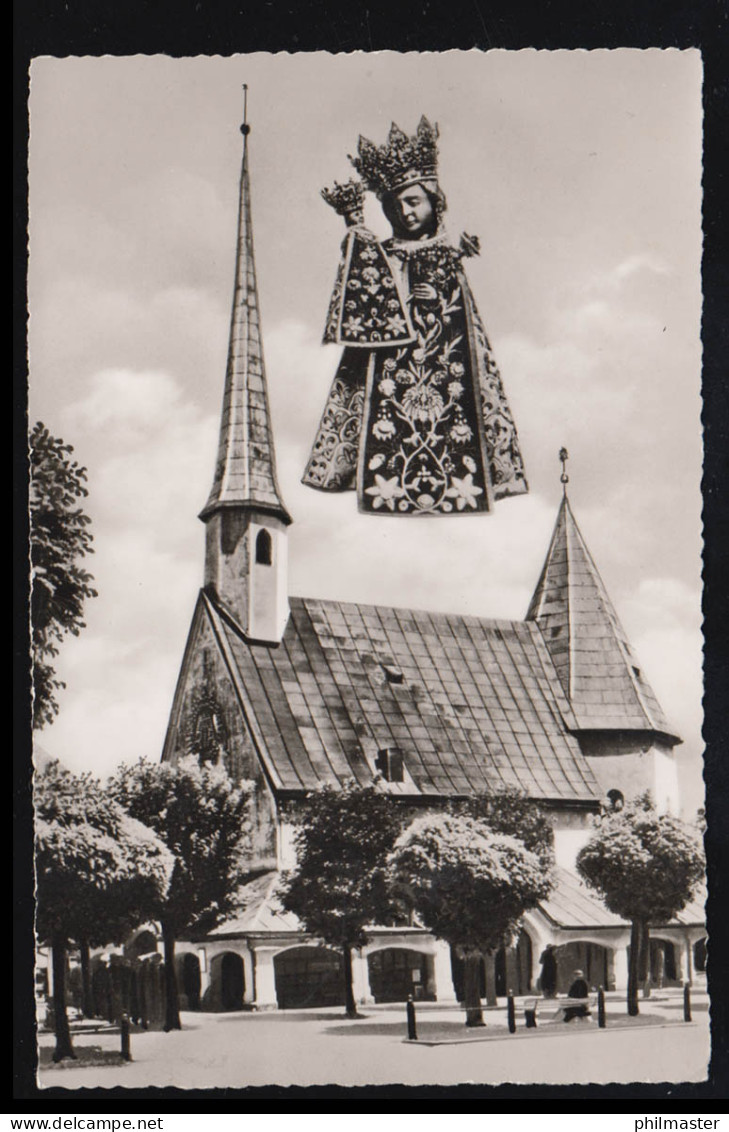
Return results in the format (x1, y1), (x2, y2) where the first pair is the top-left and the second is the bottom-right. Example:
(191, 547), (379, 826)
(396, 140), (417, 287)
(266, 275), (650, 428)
(320, 178), (365, 216)
(349, 117), (439, 199)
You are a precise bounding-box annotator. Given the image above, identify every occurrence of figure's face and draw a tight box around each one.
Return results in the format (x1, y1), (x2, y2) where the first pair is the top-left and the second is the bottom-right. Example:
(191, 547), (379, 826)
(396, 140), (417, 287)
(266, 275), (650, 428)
(391, 184), (435, 237)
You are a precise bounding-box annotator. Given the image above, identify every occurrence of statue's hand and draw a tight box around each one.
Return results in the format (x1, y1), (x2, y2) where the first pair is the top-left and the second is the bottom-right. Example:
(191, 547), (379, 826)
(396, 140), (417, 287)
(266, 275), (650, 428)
(411, 282), (437, 302)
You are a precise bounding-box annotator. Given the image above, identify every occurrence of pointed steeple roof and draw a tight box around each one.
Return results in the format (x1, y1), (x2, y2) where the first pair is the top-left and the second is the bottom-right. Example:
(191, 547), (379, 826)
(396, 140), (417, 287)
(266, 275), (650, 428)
(200, 100), (291, 525)
(526, 493), (679, 742)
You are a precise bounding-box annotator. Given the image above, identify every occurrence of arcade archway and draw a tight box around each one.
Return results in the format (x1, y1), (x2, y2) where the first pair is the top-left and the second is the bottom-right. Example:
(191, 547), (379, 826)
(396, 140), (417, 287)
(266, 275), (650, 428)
(273, 946), (344, 1010)
(367, 948), (435, 1003)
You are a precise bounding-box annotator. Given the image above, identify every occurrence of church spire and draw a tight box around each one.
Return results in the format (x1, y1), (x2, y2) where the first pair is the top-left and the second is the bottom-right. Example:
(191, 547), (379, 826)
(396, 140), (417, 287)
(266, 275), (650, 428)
(526, 452), (679, 743)
(200, 88), (291, 526)
(200, 93), (290, 644)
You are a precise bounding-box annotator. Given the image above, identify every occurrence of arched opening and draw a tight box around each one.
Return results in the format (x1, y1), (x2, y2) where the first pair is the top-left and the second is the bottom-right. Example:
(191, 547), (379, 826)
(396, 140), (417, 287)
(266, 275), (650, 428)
(646, 938), (678, 988)
(367, 948), (435, 1003)
(273, 946), (344, 1010)
(209, 951), (245, 1012)
(177, 952), (202, 1011)
(220, 953), (245, 1010)
(255, 528), (273, 566)
(124, 929), (158, 960)
(694, 936), (707, 973)
(552, 941), (611, 993)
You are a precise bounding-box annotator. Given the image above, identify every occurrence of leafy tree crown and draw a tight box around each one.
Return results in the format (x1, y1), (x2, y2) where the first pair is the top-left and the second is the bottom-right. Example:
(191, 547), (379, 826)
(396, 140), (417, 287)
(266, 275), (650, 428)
(278, 781), (405, 948)
(576, 794), (705, 924)
(387, 811), (552, 954)
(29, 422), (97, 729)
(35, 760), (173, 944)
(450, 786), (556, 869)
(108, 757), (254, 936)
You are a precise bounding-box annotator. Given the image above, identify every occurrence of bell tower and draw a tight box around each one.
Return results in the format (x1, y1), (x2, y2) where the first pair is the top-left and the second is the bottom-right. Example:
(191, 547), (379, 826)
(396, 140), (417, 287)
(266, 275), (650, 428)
(199, 88), (292, 644)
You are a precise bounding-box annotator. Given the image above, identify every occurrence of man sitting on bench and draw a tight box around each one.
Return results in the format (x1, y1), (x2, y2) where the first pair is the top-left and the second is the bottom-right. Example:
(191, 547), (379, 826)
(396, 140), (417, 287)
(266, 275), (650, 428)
(560, 969), (591, 1023)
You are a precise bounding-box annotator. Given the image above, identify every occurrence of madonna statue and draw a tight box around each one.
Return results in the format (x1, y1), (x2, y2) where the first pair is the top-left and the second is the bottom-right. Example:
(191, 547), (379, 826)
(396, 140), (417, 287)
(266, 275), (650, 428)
(302, 117), (528, 516)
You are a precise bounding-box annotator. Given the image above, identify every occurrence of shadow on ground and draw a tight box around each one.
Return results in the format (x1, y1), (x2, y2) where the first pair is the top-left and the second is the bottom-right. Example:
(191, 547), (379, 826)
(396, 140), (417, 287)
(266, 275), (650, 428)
(324, 1012), (693, 1041)
(39, 1046), (129, 1071)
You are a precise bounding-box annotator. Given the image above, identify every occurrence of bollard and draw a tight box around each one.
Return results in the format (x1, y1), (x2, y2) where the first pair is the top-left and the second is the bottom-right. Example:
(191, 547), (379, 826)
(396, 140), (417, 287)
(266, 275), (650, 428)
(406, 995), (418, 1041)
(597, 986), (606, 1029)
(683, 982), (692, 1022)
(507, 990), (516, 1034)
(120, 1013), (132, 1062)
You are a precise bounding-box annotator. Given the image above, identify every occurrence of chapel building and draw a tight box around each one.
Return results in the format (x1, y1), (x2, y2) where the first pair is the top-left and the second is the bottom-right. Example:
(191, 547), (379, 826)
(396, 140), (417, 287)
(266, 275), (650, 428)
(157, 113), (705, 1013)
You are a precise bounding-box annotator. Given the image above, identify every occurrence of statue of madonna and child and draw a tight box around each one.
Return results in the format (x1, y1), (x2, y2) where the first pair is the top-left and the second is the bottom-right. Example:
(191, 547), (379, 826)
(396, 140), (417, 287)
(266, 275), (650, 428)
(301, 116), (528, 517)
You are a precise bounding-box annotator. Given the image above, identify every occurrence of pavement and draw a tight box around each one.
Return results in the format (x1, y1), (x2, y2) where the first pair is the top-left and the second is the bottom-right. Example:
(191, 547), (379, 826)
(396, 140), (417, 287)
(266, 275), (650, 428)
(36, 989), (711, 1090)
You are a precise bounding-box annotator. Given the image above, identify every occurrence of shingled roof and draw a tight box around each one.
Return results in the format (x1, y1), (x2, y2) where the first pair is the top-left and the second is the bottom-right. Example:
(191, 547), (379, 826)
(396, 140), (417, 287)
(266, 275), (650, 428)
(539, 868), (706, 930)
(202, 590), (600, 805)
(526, 496), (678, 741)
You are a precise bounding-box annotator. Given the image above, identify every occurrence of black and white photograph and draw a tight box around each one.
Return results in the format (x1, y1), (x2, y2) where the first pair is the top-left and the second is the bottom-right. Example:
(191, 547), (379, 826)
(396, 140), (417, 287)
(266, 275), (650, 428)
(27, 49), (709, 1090)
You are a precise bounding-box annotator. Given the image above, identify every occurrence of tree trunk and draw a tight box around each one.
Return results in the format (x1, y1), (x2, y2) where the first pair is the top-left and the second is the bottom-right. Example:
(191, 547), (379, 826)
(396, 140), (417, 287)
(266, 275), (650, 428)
(161, 922), (181, 1032)
(51, 934), (75, 1061)
(627, 919), (642, 1016)
(483, 950), (497, 1007)
(342, 943), (359, 1019)
(463, 952), (485, 1027)
(640, 921), (652, 998)
(79, 940), (95, 1018)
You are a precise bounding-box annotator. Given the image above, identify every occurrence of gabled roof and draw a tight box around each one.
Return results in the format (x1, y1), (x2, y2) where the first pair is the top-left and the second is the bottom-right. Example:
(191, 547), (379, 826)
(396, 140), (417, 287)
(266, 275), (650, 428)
(209, 873), (301, 937)
(203, 590), (600, 805)
(526, 496), (679, 742)
(200, 129), (290, 525)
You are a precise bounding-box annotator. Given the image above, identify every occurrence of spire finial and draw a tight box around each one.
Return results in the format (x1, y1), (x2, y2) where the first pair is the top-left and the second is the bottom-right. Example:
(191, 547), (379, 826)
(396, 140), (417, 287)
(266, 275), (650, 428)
(240, 83), (250, 137)
(559, 447), (569, 495)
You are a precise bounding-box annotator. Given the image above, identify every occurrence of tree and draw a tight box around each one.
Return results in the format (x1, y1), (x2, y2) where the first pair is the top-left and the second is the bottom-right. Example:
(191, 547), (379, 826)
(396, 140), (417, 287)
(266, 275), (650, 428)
(576, 794), (705, 1016)
(29, 422), (97, 729)
(108, 757), (253, 1031)
(451, 787), (555, 1005)
(387, 811), (551, 1026)
(455, 787), (556, 868)
(278, 782), (405, 1018)
(34, 761), (173, 1061)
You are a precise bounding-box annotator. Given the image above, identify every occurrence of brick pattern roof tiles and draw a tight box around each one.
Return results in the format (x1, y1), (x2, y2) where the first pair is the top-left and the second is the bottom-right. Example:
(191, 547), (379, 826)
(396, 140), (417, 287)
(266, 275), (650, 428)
(526, 496), (678, 740)
(200, 136), (290, 523)
(204, 592), (599, 803)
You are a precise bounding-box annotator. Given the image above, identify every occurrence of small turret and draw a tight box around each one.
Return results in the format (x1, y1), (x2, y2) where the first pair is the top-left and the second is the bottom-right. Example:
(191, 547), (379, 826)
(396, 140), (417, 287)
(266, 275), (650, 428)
(527, 450), (681, 812)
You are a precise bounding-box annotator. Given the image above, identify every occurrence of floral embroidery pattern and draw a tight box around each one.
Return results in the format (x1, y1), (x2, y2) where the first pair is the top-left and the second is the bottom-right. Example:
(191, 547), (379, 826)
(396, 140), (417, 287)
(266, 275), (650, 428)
(358, 239), (489, 515)
(302, 355), (366, 491)
(304, 232), (528, 512)
(323, 228), (414, 346)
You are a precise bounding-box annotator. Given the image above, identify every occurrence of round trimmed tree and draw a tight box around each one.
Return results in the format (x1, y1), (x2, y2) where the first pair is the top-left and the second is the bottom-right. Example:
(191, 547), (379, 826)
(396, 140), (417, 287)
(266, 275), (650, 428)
(35, 761), (173, 1061)
(576, 794), (705, 1015)
(387, 811), (552, 1026)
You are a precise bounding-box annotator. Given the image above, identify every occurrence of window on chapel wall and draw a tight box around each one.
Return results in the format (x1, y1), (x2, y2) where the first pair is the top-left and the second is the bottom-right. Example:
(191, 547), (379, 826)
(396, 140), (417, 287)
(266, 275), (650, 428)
(255, 528), (273, 566)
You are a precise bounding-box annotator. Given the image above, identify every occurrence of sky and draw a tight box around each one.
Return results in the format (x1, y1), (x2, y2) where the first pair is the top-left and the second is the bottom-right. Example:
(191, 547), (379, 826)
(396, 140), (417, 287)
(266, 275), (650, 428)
(27, 50), (704, 815)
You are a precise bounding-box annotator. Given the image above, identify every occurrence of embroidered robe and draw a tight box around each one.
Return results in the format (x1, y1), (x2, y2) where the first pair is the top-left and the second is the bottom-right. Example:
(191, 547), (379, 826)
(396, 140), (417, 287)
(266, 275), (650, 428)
(302, 228), (527, 516)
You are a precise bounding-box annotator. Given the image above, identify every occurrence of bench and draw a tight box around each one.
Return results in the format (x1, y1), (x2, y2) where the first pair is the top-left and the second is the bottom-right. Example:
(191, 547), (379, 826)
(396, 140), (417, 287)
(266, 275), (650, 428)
(523, 995), (596, 1026)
